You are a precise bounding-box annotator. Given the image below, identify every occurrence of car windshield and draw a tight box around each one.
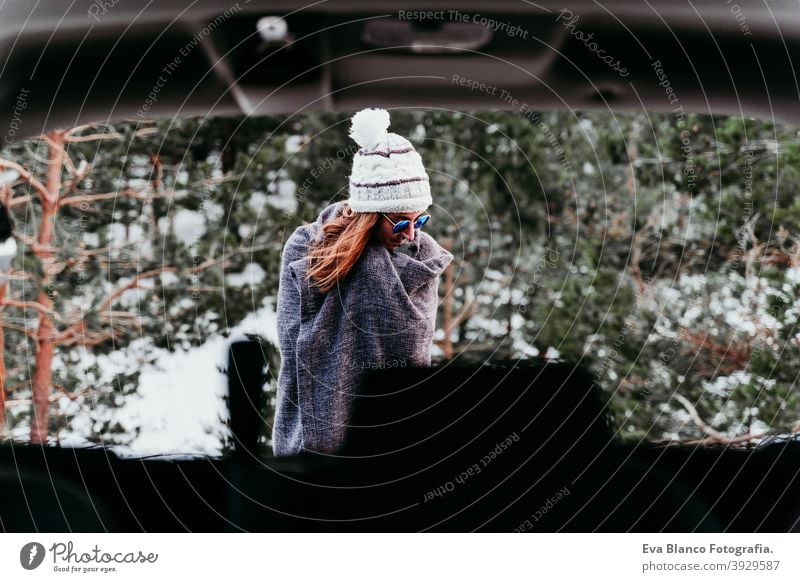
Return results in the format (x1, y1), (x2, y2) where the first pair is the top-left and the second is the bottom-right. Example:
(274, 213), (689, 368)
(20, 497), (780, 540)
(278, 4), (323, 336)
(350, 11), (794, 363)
(0, 109), (797, 456)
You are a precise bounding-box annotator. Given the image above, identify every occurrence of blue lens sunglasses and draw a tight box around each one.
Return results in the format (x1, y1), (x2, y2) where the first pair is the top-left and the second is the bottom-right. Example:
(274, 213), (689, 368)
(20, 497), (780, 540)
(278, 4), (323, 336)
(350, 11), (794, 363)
(382, 213), (431, 234)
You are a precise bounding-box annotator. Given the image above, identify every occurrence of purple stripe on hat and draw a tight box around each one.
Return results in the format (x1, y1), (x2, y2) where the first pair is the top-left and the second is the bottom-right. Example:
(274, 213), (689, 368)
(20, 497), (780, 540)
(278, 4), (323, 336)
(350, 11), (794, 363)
(351, 176), (428, 188)
(357, 147), (415, 158)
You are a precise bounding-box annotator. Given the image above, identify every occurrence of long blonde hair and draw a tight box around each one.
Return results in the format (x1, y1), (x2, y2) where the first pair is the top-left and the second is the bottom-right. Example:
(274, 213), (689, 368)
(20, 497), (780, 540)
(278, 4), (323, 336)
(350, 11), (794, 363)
(306, 203), (380, 294)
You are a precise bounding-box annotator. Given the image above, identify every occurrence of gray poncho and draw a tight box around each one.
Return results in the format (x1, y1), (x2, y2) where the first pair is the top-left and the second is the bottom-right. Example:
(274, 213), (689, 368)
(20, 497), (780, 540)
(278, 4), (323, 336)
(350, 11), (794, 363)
(272, 202), (454, 456)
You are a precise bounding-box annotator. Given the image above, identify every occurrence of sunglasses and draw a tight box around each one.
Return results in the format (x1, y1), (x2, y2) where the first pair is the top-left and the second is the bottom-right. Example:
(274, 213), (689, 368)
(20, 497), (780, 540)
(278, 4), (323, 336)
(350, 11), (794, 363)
(382, 213), (431, 234)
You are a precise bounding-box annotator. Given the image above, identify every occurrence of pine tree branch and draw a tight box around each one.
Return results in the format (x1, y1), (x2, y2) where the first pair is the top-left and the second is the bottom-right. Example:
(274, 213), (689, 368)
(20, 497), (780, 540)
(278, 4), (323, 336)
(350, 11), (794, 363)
(0, 321), (39, 340)
(7, 194), (34, 208)
(57, 327), (117, 348)
(0, 299), (66, 323)
(58, 188), (173, 208)
(97, 267), (176, 314)
(62, 124), (157, 143)
(62, 127), (123, 143)
(42, 134), (78, 175)
(672, 393), (727, 440)
(0, 158), (52, 203)
(681, 431), (768, 447)
(50, 268), (172, 347)
(186, 244), (272, 275)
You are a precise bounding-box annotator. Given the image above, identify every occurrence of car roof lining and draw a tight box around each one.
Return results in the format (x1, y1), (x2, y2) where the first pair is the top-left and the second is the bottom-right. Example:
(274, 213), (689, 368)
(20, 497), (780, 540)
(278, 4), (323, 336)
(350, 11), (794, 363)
(1, 0), (798, 140)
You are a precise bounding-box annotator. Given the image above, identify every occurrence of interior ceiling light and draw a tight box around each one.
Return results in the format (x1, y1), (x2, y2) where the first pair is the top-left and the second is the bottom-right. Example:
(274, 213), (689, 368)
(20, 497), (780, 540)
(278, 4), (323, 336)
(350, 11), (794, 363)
(361, 19), (493, 54)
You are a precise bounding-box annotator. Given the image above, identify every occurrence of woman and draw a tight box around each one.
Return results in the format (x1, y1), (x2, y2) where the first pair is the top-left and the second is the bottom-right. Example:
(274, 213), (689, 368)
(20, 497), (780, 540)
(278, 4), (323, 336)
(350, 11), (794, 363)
(272, 108), (454, 457)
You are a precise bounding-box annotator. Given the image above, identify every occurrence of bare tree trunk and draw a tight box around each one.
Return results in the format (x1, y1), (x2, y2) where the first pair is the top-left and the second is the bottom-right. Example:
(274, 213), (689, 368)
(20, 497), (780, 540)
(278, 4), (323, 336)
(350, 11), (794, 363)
(0, 125), (171, 443)
(0, 184), (10, 434)
(30, 132), (63, 444)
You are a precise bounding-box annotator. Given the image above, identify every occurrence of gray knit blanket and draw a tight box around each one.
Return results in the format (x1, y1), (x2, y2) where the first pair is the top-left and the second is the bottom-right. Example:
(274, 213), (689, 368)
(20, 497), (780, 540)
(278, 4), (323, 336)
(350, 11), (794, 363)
(272, 201), (454, 456)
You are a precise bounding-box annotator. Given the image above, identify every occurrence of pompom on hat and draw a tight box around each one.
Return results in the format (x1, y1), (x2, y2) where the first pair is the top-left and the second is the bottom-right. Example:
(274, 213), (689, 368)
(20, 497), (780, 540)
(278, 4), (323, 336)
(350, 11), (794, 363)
(347, 108), (432, 213)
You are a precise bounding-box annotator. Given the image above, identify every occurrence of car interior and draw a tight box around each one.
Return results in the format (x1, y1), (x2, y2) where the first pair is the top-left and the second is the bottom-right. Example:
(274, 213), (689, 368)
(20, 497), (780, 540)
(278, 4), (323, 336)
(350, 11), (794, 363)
(1, 0), (800, 532)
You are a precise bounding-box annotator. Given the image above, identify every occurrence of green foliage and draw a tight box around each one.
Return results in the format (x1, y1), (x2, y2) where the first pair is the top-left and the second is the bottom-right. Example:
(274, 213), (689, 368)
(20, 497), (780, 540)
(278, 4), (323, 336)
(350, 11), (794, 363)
(2, 108), (799, 452)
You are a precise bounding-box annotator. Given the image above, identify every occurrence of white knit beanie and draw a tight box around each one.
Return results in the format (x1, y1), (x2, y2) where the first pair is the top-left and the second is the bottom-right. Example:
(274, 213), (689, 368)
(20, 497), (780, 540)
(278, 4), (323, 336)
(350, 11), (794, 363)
(347, 108), (432, 213)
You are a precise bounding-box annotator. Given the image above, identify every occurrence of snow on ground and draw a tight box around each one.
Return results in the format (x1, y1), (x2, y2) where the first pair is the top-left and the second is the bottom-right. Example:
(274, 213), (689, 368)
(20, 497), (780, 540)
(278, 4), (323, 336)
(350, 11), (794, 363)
(55, 297), (280, 458)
